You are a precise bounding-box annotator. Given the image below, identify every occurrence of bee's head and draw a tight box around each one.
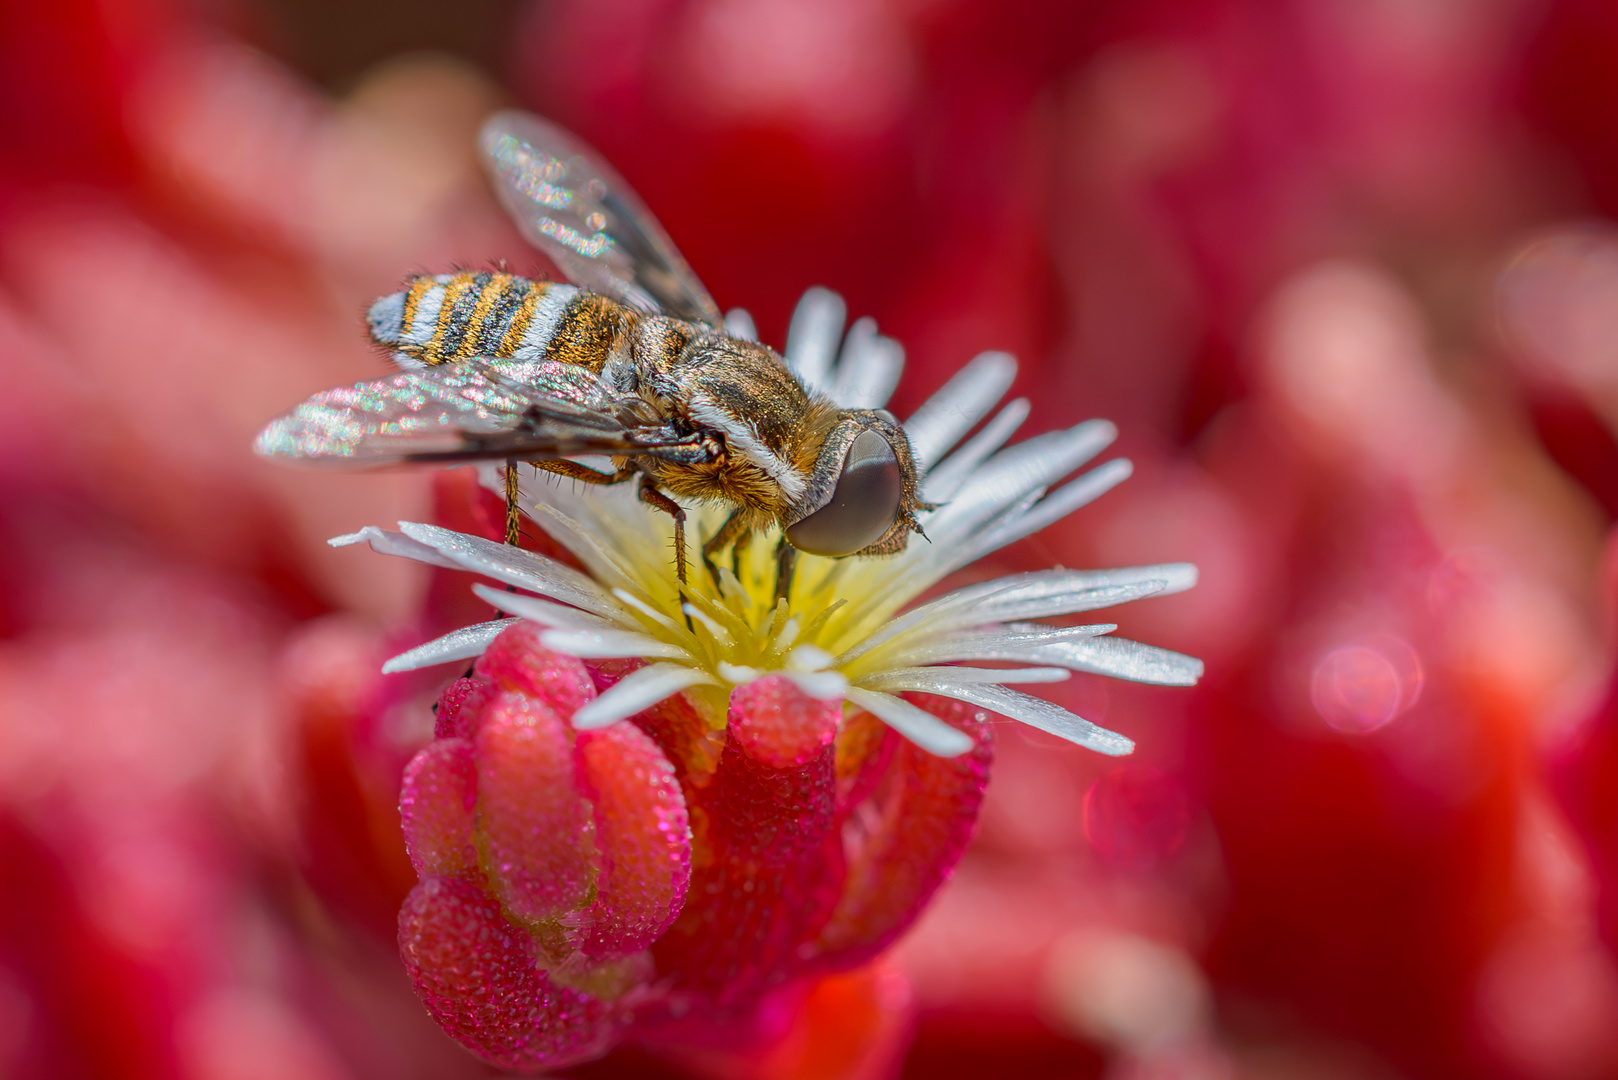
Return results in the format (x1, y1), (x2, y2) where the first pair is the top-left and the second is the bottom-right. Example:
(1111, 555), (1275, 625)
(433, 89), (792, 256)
(785, 410), (925, 558)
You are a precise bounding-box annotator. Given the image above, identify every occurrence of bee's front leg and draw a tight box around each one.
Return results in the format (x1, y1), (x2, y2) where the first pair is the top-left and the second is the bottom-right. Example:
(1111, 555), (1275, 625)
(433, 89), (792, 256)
(502, 460), (526, 546)
(516, 459), (638, 546)
(530, 459), (640, 487)
(774, 537), (797, 604)
(700, 508), (753, 588)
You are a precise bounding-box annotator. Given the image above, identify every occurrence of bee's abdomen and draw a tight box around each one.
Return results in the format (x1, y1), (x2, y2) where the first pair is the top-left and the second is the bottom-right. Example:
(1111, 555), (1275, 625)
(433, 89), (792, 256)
(367, 273), (631, 371)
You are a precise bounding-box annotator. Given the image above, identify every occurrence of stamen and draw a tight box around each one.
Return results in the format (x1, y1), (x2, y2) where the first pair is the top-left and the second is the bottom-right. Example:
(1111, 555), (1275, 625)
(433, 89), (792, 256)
(795, 598), (846, 649)
(680, 604), (733, 648)
(715, 565), (748, 606)
(612, 587), (683, 635)
(774, 617), (801, 653)
(760, 597), (789, 646)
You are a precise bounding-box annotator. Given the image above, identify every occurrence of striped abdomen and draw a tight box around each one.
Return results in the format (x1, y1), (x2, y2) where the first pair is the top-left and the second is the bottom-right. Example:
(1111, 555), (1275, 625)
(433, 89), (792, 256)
(366, 272), (634, 372)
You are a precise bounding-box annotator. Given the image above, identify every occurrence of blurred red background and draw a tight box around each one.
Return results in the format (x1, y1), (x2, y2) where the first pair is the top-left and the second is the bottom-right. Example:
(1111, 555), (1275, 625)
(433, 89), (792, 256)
(5, 0), (1618, 1077)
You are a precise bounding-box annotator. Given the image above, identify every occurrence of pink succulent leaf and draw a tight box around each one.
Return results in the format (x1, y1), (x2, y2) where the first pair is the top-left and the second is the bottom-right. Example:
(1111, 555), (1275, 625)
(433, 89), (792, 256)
(576, 721), (693, 960)
(472, 691), (600, 934)
(432, 676), (489, 740)
(399, 876), (616, 1071)
(400, 737), (479, 878)
(473, 621), (599, 718)
(651, 679), (847, 1001)
(728, 674), (842, 768)
(812, 694), (993, 966)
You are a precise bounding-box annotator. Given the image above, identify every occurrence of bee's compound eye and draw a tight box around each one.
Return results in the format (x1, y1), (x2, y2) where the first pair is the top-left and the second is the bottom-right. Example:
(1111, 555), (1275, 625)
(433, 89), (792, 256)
(786, 430), (902, 557)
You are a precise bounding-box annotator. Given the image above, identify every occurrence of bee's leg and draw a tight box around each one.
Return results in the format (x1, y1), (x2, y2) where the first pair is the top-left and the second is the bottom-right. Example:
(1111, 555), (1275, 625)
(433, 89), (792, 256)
(700, 508), (751, 588)
(503, 459), (522, 547)
(501, 460), (636, 624)
(774, 537), (797, 603)
(489, 460), (525, 626)
(530, 459), (640, 487)
(730, 530), (754, 584)
(636, 479), (689, 588)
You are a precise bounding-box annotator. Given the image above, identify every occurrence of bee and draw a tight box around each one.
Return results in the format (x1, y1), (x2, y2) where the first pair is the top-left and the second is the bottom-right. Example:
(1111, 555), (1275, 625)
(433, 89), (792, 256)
(256, 111), (928, 590)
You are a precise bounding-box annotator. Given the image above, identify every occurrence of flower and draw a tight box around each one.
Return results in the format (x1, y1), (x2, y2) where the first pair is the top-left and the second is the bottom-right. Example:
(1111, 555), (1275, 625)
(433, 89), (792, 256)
(330, 286), (1202, 1070)
(337, 286), (1203, 760)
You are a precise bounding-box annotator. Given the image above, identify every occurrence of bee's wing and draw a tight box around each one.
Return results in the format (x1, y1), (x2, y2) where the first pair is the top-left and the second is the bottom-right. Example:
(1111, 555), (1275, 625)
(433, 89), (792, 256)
(256, 359), (703, 467)
(481, 110), (723, 328)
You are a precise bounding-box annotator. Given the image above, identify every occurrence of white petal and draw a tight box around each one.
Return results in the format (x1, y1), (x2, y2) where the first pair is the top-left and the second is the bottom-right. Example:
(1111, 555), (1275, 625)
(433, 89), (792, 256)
(785, 643), (835, 672)
(831, 421), (1122, 627)
(717, 661), (764, 683)
(969, 584), (1164, 624)
(1034, 637), (1204, 686)
(1046, 563), (1197, 594)
(830, 490), (1038, 626)
(397, 521), (625, 620)
(835, 576), (1034, 666)
(838, 567), (1186, 669)
(967, 564), (1200, 623)
(969, 579), (1169, 624)
(783, 670), (850, 699)
(888, 622), (1117, 666)
(920, 397), (1030, 502)
(999, 620), (1120, 640)
(541, 628), (689, 661)
(837, 571), (1104, 667)
(843, 687), (975, 758)
(724, 308), (757, 341)
(784, 287), (845, 393)
(830, 318), (904, 409)
(512, 492), (644, 593)
(862, 666), (1071, 688)
(471, 584), (614, 629)
(572, 663), (716, 729)
(904, 351), (1017, 471)
(960, 458), (1133, 565)
(887, 677), (1133, 756)
(924, 422), (1117, 542)
(380, 619), (517, 673)
(329, 526), (463, 571)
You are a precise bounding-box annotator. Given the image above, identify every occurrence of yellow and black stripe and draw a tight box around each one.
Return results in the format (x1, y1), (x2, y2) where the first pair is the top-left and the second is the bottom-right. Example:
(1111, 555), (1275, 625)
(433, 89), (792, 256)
(376, 273), (650, 372)
(541, 291), (627, 372)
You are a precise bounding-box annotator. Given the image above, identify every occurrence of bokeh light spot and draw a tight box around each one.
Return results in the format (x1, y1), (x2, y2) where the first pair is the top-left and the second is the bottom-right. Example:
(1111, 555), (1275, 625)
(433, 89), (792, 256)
(1311, 637), (1423, 735)
(1083, 765), (1192, 869)
(1042, 930), (1210, 1052)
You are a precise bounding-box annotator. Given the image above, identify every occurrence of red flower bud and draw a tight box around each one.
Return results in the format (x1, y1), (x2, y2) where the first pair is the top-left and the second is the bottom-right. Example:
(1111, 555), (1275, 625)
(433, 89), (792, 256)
(396, 627), (993, 1069)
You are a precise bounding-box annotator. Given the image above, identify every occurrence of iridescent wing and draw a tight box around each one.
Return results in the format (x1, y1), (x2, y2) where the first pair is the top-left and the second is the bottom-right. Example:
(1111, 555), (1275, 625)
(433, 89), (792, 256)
(255, 358), (706, 467)
(481, 110), (723, 328)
